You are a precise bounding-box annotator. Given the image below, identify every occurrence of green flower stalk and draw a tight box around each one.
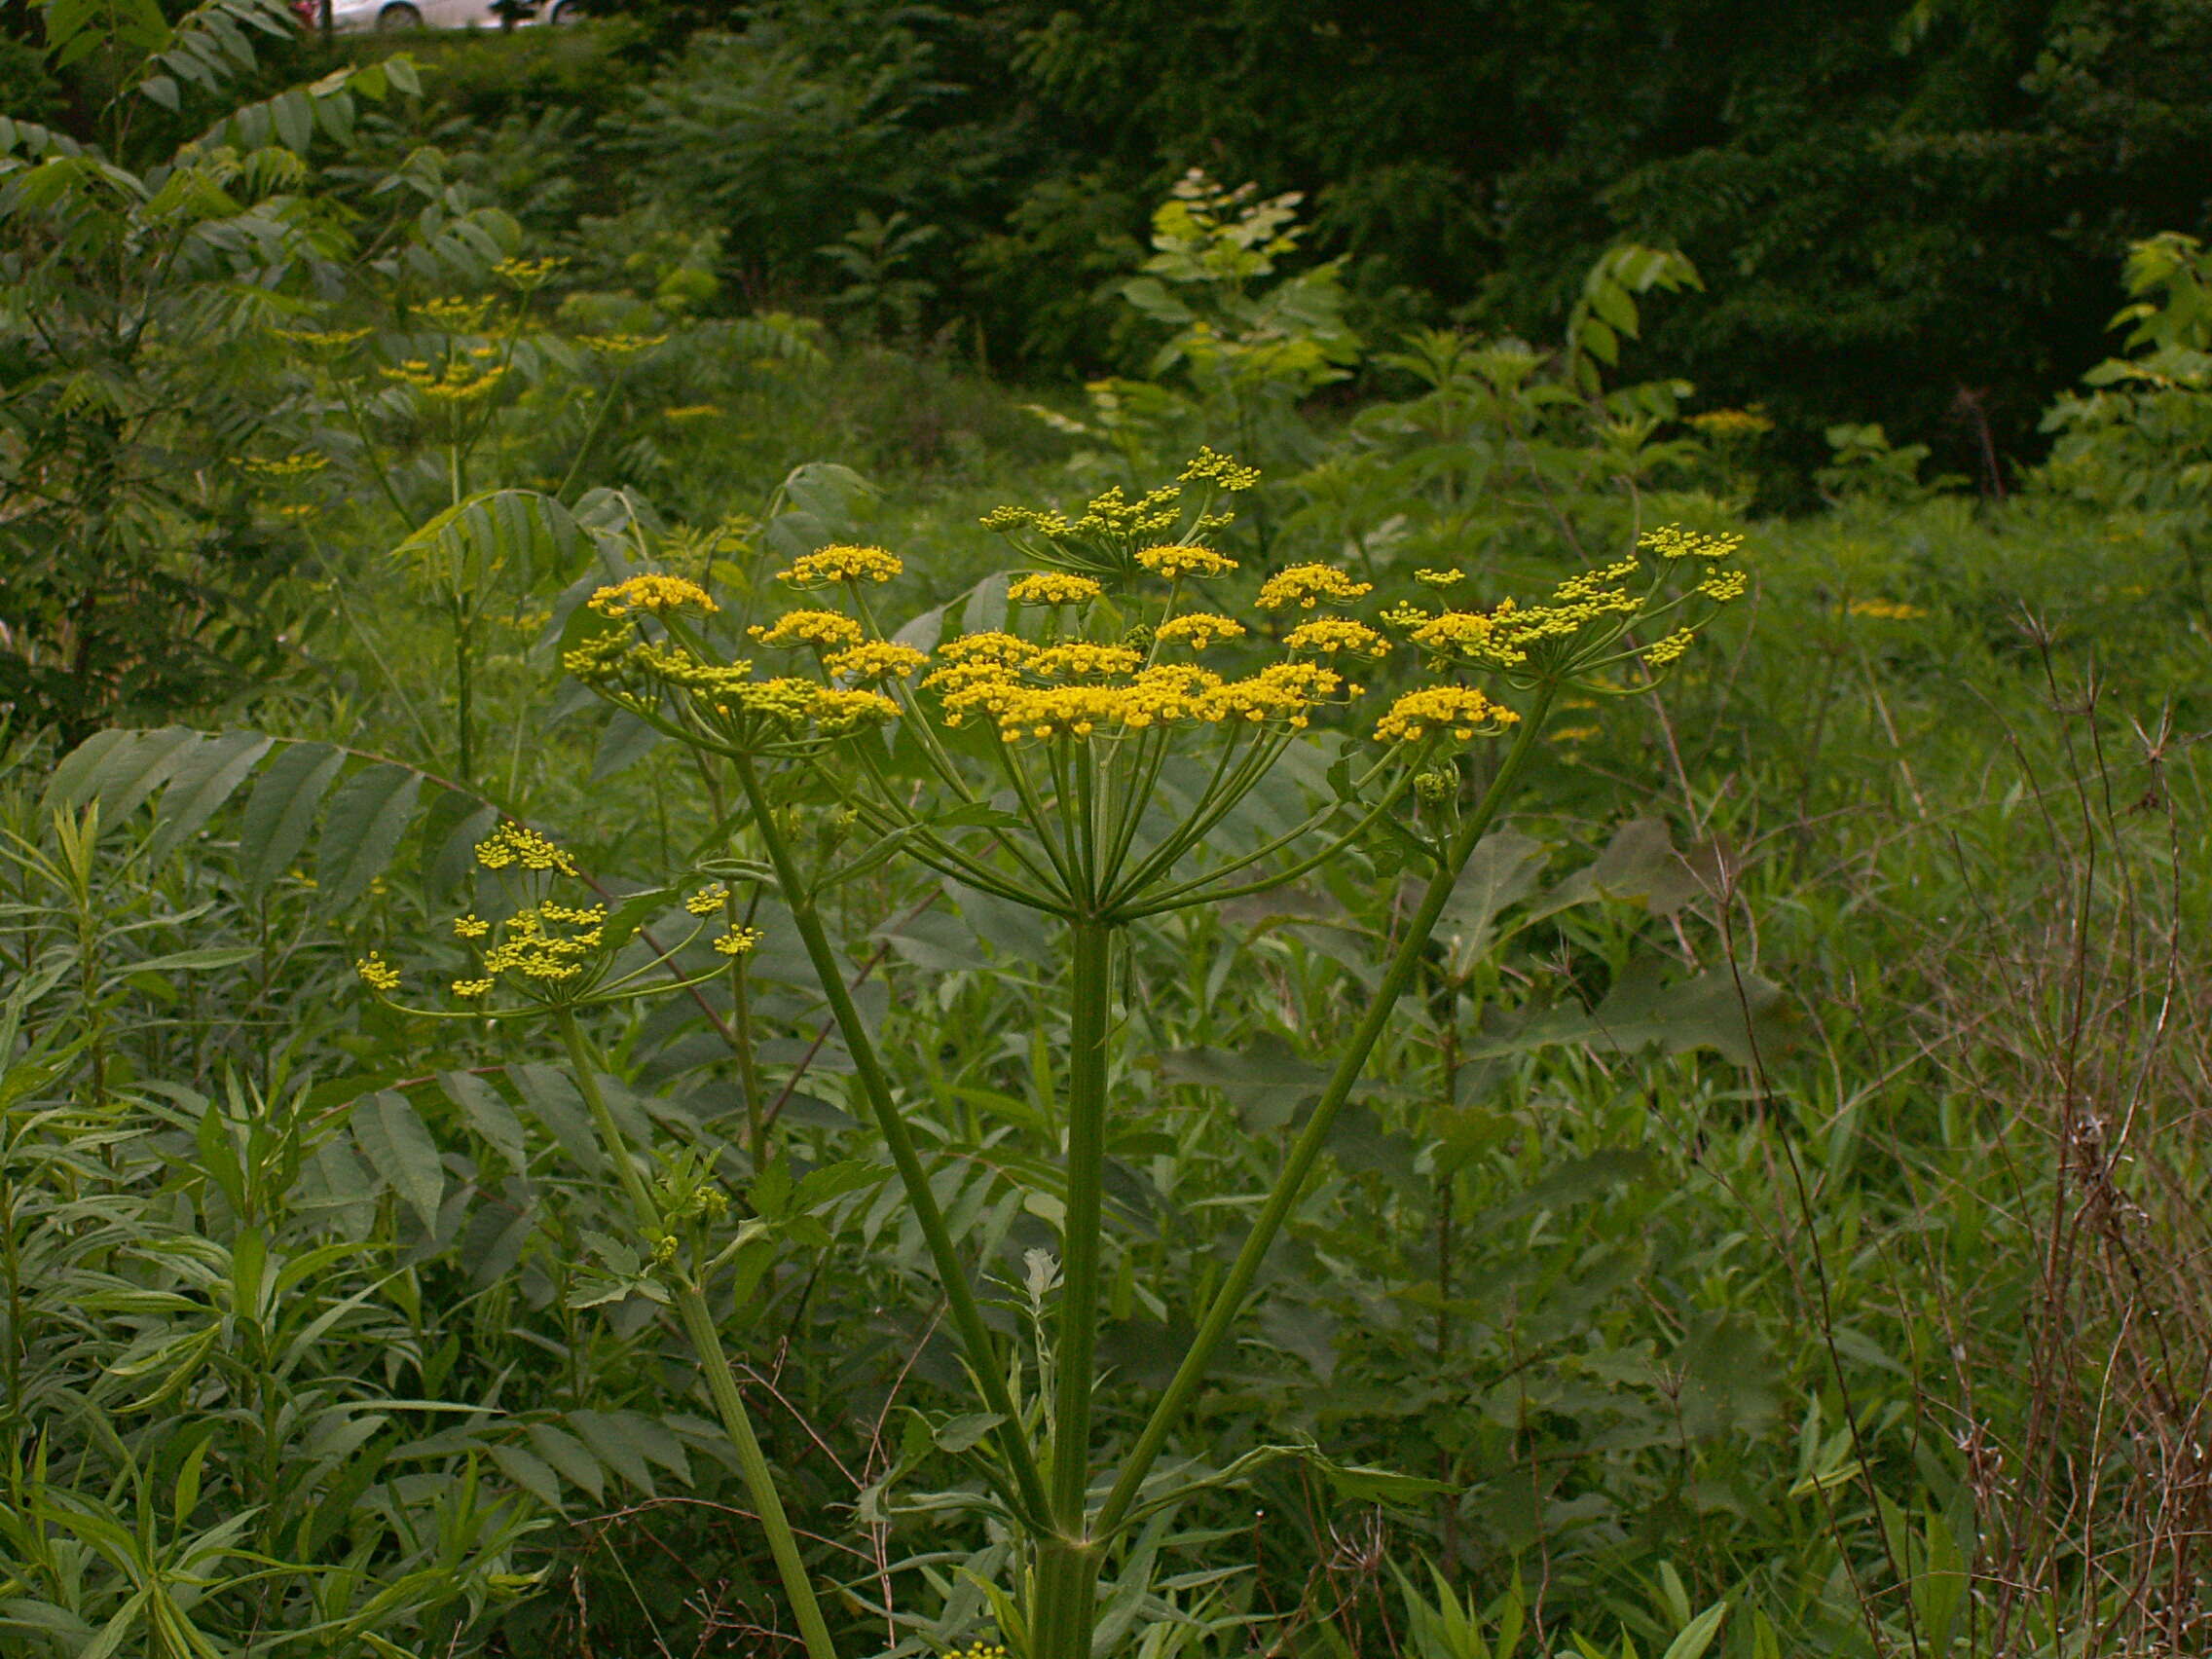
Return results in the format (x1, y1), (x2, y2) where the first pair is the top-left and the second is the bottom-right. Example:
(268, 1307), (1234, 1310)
(354, 826), (839, 1659)
(558, 457), (1749, 1659)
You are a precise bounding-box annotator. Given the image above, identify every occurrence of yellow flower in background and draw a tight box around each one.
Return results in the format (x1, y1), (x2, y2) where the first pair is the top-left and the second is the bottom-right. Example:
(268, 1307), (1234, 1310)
(1640, 525), (1744, 562)
(1848, 598), (1928, 621)
(751, 609), (866, 650)
(776, 545), (903, 586)
(714, 926), (764, 956)
(590, 574), (719, 618)
(1031, 643), (1144, 681)
(1009, 571), (1104, 606)
(824, 641), (929, 683)
(1155, 612), (1246, 651)
(237, 453), (330, 478)
(1375, 685), (1520, 744)
(493, 255), (566, 288)
(1284, 618), (1388, 657)
(1687, 408), (1774, 438)
(474, 823), (579, 876)
(1135, 543), (1239, 580)
(1257, 564), (1373, 610)
(1179, 446), (1260, 491)
(579, 333), (668, 356)
(421, 295), (495, 330)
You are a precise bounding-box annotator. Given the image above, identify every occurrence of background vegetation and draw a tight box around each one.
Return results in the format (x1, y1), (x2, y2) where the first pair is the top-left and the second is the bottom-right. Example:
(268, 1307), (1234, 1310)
(2, 2), (2208, 1657)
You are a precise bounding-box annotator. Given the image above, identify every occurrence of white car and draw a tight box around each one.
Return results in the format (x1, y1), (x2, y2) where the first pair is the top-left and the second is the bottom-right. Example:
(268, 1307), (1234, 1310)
(303, 0), (581, 31)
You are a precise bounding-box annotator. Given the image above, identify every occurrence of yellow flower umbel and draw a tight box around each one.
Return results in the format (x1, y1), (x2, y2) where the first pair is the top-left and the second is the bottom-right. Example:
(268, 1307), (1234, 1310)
(690, 459), (1524, 924)
(565, 572), (903, 760)
(1386, 525), (1748, 694)
(354, 825), (736, 1020)
(774, 545), (903, 587)
(1009, 572), (1105, 607)
(977, 449), (1256, 588)
(1256, 564), (1373, 611)
(591, 574), (720, 619)
(749, 609), (866, 651)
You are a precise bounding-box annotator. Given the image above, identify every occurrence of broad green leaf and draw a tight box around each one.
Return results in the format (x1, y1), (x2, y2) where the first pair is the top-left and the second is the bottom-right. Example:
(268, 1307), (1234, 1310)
(567, 1411), (654, 1493)
(351, 1090), (445, 1230)
(315, 763), (424, 909)
(148, 731), (271, 864)
(1658, 1603), (1728, 1659)
(524, 1421), (603, 1499)
(124, 946), (257, 975)
(49, 726), (201, 821)
(488, 1442), (562, 1509)
(239, 741), (344, 899)
(441, 1071), (526, 1171)
(510, 1064), (606, 1171)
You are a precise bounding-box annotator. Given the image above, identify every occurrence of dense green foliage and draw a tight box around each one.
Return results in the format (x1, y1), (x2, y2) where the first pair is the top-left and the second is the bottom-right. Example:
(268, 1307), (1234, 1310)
(281, 0), (2212, 479)
(4, 6), (2210, 1658)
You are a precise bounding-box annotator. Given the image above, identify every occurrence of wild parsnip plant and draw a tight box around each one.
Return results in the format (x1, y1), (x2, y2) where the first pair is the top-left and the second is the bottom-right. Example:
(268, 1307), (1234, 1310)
(545, 451), (1749, 1658)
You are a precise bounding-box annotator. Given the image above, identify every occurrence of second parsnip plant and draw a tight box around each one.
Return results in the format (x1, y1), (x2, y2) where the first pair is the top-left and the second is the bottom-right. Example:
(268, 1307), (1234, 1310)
(519, 452), (1745, 1658)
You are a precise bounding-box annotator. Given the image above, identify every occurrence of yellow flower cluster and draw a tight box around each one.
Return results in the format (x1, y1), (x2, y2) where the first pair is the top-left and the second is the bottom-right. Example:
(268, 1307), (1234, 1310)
(479, 903), (606, 984)
(1135, 543), (1238, 580)
(1180, 446), (1261, 491)
(273, 325), (370, 351)
(685, 884), (729, 915)
(421, 296), (494, 330)
(1687, 408), (1774, 438)
(751, 609), (865, 650)
(1156, 612), (1245, 650)
(580, 333), (668, 355)
(977, 455), (1250, 585)
(1698, 570), (1749, 603)
(453, 914), (491, 939)
(1257, 564), (1373, 610)
(381, 356), (508, 403)
(355, 952), (400, 992)
(1849, 598), (1928, 621)
(475, 823), (579, 875)
(825, 641), (929, 682)
(1284, 618), (1388, 657)
(590, 573), (720, 618)
(1640, 526), (1744, 562)
(1375, 685), (1520, 744)
(713, 926), (763, 956)
(1414, 569), (1463, 589)
(1008, 571), (1104, 606)
(922, 633), (1347, 742)
(237, 453), (330, 477)
(1642, 627), (1697, 665)
(1030, 643), (1144, 680)
(807, 686), (903, 732)
(493, 256), (565, 288)
(775, 545), (903, 586)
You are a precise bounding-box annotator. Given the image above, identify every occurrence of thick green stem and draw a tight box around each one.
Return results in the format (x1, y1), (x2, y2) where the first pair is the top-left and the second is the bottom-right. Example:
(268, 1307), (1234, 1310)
(734, 756), (1054, 1527)
(557, 1012), (839, 1659)
(1033, 917), (1114, 1659)
(1092, 687), (1557, 1539)
(454, 606), (475, 787)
